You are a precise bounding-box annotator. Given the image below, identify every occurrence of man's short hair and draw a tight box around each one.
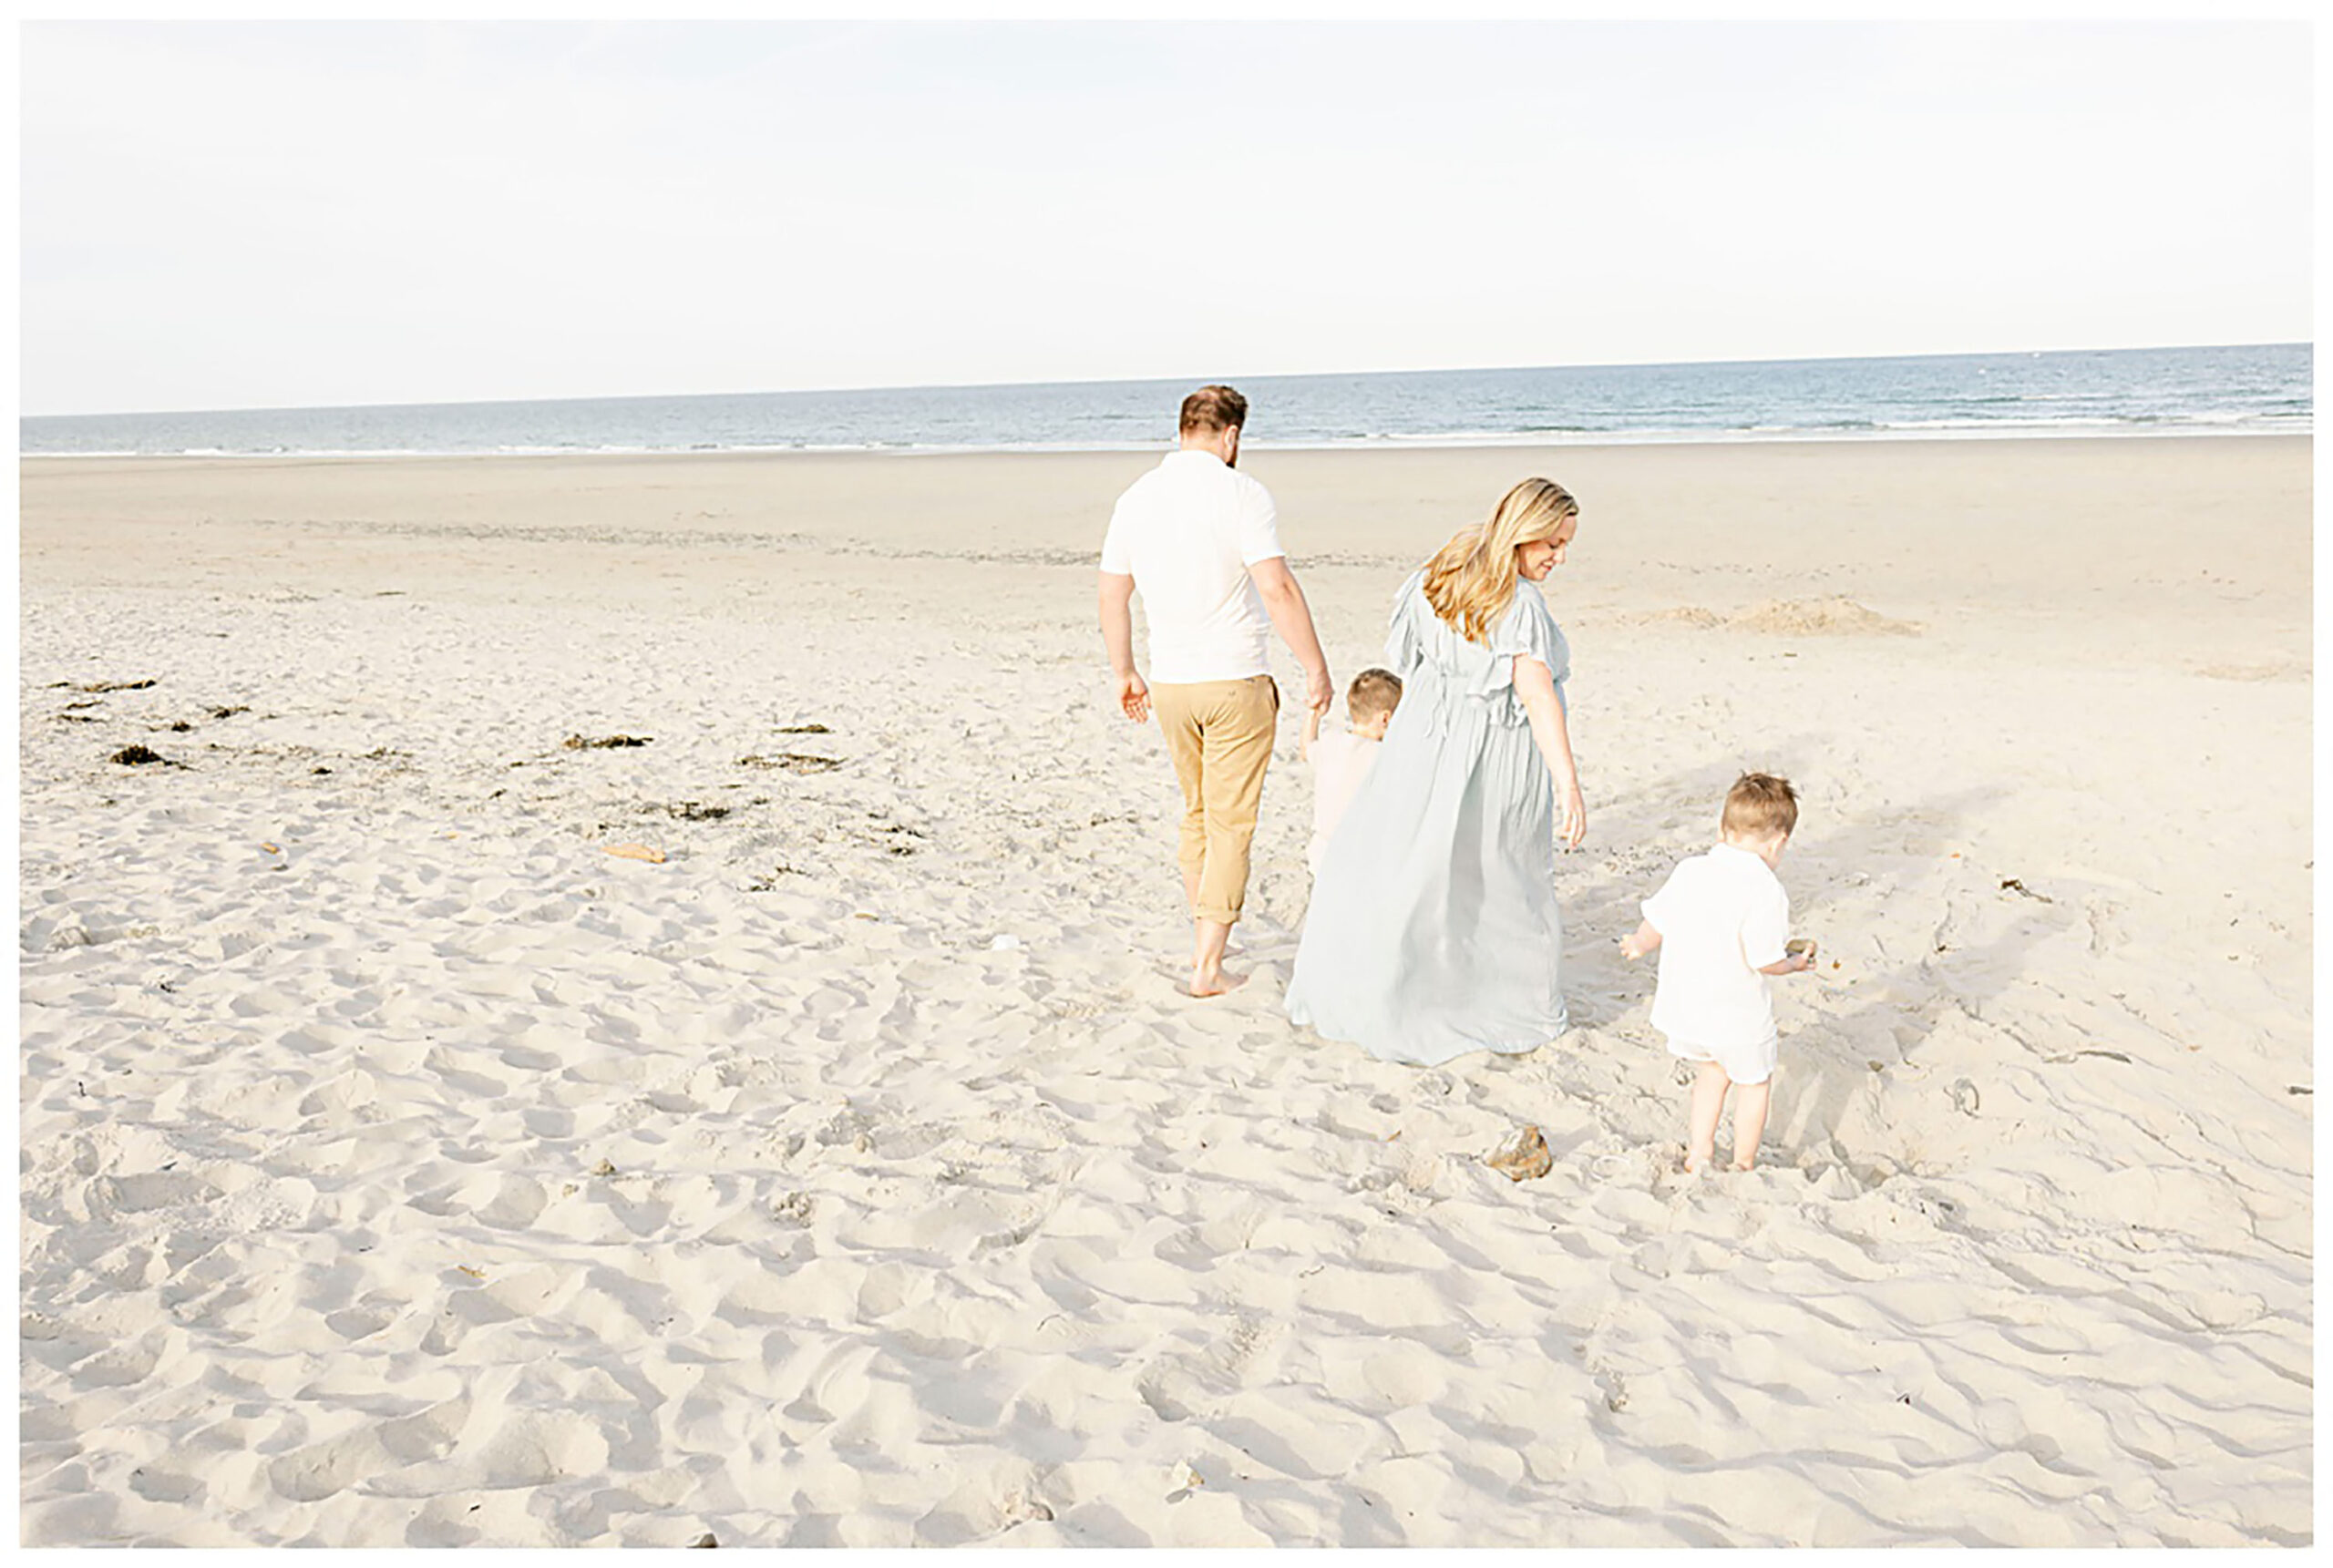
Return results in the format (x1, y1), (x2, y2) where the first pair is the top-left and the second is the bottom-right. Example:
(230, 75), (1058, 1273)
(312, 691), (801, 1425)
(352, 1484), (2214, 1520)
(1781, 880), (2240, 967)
(1347, 668), (1403, 723)
(1722, 772), (1799, 840)
(1180, 384), (1249, 436)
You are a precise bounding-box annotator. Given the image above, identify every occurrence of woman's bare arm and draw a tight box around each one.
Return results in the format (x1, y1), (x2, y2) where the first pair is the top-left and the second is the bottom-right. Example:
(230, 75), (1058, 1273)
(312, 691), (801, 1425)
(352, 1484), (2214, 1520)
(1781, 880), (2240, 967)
(1514, 655), (1585, 849)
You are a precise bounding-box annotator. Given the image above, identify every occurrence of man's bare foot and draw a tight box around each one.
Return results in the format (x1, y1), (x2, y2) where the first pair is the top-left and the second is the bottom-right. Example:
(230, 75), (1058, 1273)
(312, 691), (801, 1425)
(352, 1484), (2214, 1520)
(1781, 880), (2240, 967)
(1187, 968), (1248, 999)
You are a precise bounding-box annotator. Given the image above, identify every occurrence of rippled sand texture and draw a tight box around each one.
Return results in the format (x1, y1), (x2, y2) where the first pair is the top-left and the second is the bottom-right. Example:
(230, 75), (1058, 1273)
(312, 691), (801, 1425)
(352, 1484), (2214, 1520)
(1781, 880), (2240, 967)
(18, 438), (2311, 1545)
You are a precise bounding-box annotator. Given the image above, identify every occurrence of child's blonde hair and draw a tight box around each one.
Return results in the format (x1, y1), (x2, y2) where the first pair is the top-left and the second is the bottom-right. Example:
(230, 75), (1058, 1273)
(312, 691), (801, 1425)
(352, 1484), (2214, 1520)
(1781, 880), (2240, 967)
(1421, 477), (1578, 643)
(1722, 773), (1799, 840)
(1346, 668), (1403, 724)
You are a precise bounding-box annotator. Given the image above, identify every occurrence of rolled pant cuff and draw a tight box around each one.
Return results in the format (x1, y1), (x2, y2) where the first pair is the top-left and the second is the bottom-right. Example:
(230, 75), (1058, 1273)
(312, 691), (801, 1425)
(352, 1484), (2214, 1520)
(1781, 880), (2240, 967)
(1192, 904), (1243, 927)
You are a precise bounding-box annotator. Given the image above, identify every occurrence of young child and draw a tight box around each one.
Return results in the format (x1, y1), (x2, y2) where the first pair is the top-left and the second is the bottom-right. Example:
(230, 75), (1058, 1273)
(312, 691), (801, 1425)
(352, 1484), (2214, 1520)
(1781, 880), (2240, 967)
(1300, 668), (1403, 878)
(1620, 772), (1814, 1173)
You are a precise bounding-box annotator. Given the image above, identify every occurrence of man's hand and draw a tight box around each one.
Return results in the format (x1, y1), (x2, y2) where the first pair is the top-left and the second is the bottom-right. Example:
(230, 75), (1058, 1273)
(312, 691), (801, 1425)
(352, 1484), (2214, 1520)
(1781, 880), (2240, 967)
(1117, 671), (1151, 723)
(1249, 558), (1333, 716)
(1097, 570), (1144, 722)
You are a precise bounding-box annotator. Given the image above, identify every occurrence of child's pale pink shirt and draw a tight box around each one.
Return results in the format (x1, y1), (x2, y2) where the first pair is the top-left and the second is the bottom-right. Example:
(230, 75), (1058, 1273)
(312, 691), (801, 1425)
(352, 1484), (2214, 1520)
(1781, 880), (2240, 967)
(1307, 730), (1382, 877)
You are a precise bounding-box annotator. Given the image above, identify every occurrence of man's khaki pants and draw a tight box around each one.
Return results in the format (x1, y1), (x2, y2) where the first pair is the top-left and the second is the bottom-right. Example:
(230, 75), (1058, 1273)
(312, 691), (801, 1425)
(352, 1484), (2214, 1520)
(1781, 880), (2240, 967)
(1151, 675), (1280, 926)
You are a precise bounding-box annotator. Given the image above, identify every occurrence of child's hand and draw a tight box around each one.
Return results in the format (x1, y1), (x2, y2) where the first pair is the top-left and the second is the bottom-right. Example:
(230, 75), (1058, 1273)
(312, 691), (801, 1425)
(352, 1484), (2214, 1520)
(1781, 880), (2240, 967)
(1619, 924), (1659, 961)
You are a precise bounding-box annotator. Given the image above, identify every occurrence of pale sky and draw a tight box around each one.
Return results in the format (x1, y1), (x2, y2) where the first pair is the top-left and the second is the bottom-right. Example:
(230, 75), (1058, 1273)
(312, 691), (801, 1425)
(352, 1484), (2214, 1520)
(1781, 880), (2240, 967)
(18, 19), (2314, 416)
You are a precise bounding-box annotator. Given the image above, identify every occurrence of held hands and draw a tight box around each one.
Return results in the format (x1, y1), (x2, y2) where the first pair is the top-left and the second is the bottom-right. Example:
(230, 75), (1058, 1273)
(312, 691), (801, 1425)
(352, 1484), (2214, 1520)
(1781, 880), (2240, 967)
(1117, 671), (1151, 723)
(1304, 663), (1334, 718)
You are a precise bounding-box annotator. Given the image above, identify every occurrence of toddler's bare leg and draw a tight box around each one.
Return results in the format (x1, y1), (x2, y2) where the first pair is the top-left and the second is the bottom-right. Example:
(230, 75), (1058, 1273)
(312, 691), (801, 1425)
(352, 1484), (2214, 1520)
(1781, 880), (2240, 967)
(1685, 1062), (1730, 1172)
(1730, 1080), (1773, 1170)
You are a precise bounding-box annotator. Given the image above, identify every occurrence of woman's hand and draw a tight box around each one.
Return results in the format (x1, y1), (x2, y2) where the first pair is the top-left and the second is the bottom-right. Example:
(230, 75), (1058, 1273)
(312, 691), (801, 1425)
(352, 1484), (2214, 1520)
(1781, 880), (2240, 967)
(1513, 655), (1585, 848)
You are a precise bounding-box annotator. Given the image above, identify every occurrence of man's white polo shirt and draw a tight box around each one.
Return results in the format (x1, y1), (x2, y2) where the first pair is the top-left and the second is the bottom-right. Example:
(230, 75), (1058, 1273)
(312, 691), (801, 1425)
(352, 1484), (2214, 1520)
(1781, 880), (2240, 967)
(1099, 449), (1285, 685)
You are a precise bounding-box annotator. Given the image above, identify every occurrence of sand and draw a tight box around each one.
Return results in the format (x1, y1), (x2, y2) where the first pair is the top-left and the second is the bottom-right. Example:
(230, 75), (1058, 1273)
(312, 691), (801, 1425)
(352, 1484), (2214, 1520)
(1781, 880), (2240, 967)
(16, 436), (2312, 1546)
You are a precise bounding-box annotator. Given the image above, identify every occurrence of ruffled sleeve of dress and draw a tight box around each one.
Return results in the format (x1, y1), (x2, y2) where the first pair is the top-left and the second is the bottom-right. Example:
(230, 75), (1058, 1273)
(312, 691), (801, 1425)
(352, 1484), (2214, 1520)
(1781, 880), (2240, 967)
(1473, 580), (1569, 719)
(1383, 570), (1429, 677)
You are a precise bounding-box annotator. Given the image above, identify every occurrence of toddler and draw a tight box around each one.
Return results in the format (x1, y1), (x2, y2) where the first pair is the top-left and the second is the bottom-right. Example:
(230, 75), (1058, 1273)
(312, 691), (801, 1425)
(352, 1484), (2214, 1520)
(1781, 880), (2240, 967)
(1300, 667), (1402, 878)
(1620, 772), (1814, 1173)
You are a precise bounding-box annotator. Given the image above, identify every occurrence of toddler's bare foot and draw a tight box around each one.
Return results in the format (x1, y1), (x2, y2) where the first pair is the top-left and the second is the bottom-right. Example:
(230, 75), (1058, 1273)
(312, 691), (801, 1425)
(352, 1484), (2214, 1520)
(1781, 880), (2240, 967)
(1681, 1150), (1711, 1175)
(1732, 1158), (1757, 1172)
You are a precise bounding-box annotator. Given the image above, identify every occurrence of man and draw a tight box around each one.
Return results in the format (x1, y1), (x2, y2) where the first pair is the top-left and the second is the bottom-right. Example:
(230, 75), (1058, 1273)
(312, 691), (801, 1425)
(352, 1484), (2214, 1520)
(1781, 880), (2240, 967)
(1097, 384), (1332, 997)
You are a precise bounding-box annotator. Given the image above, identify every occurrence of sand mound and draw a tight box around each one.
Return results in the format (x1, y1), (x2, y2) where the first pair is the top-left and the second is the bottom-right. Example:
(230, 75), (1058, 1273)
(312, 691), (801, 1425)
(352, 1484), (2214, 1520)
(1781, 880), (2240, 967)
(1629, 599), (1919, 637)
(1729, 597), (1921, 636)
(2196, 661), (2307, 683)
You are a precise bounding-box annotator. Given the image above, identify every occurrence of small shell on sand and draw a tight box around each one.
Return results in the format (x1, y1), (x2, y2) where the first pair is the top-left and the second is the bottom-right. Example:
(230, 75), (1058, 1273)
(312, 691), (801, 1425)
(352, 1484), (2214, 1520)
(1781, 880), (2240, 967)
(1485, 1125), (1553, 1182)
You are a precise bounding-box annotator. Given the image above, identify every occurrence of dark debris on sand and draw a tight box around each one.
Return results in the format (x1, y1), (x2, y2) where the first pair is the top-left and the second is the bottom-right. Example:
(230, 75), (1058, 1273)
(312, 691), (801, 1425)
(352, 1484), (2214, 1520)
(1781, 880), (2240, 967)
(109, 744), (172, 766)
(565, 733), (653, 750)
(55, 678), (158, 694)
(738, 752), (842, 774)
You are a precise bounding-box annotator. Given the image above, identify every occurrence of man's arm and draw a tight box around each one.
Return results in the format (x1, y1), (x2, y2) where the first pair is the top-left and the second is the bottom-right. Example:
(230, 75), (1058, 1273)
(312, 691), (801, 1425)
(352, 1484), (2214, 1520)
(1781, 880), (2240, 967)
(1097, 570), (1149, 723)
(1247, 556), (1332, 716)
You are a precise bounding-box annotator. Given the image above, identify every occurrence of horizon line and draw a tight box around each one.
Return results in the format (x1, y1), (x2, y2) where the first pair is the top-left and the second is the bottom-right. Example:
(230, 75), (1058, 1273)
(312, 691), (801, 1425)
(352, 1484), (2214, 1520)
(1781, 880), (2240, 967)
(22, 338), (2311, 424)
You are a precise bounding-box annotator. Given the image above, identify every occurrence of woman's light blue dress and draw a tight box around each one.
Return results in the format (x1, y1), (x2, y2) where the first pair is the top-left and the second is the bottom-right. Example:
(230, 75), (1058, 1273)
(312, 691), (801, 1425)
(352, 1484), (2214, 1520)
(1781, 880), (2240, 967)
(1285, 570), (1570, 1066)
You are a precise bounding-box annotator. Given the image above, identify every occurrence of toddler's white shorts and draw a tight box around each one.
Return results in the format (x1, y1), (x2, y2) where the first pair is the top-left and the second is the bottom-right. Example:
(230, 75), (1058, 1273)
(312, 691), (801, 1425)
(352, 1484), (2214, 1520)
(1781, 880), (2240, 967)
(1665, 1031), (1779, 1085)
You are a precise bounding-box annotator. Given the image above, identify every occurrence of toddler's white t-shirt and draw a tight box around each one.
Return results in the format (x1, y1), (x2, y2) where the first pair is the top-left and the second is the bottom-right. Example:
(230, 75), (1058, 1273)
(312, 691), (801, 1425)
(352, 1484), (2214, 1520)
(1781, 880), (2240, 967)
(1641, 842), (1792, 1050)
(1306, 730), (1382, 876)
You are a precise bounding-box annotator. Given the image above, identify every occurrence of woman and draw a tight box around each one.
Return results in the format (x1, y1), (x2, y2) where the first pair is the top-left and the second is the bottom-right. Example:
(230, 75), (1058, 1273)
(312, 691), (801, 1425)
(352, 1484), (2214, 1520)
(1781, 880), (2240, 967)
(1285, 477), (1586, 1067)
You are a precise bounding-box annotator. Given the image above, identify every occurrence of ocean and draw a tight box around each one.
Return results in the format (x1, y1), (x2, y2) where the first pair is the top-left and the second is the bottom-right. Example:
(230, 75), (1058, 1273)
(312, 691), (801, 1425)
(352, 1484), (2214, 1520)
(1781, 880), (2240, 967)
(18, 343), (2309, 458)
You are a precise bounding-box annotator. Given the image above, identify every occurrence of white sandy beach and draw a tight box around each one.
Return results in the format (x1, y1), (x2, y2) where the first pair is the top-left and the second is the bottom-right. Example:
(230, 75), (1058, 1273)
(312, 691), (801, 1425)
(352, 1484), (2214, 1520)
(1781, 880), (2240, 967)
(16, 436), (2312, 1546)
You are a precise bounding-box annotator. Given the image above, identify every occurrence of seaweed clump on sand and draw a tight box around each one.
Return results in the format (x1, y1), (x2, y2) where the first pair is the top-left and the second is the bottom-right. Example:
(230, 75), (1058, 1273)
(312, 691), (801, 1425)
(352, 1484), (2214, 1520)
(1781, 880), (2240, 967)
(110, 744), (170, 766)
(738, 753), (841, 774)
(565, 733), (653, 750)
(55, 677), (157, 693)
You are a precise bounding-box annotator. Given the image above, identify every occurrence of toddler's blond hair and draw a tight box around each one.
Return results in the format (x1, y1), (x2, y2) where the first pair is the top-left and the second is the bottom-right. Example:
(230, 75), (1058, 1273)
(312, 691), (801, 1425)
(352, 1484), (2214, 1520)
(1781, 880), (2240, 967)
(1346, 668), (1403, 725)
(1722, 772), (1799, 840)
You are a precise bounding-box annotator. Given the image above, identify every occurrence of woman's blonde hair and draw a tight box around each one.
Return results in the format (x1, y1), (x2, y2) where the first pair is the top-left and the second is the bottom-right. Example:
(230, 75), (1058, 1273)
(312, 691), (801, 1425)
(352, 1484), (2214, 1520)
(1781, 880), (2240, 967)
(1421, 477), (1578, 643)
